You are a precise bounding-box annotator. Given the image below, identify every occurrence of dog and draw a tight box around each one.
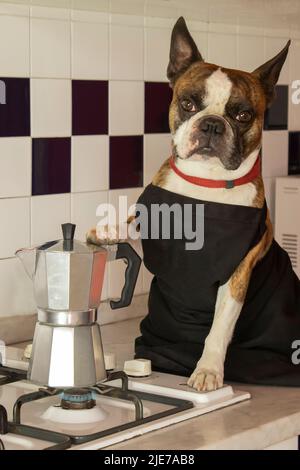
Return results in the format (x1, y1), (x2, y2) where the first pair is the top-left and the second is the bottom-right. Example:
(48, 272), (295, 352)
(88, 17), (300, 391)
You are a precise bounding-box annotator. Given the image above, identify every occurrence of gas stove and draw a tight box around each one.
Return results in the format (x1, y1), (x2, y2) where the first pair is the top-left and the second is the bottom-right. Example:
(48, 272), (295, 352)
(0, 346), (250, 450)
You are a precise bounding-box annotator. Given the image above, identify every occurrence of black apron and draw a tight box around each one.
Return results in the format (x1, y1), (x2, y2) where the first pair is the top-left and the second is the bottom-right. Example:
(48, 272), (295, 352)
(135, 184), (300, 386)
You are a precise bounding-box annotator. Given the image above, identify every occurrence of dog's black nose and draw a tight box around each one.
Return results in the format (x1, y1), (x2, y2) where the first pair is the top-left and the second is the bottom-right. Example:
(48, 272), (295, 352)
(200, 117), (225, 136)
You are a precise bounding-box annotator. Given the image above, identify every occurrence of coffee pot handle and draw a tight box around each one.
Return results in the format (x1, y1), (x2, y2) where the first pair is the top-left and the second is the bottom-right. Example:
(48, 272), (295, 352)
(110, 243), (141, 310)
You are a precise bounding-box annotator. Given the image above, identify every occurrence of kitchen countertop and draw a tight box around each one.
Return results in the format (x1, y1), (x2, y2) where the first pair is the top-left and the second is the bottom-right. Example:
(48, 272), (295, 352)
(99, 317), (300, 450)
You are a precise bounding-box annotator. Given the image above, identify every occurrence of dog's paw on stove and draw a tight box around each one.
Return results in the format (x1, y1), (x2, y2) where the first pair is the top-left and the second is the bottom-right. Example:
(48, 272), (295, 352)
(187, 367), (223, 392)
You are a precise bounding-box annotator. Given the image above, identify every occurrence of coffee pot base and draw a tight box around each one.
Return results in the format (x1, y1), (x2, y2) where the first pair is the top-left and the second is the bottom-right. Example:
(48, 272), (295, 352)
(28, 322), (107, 388)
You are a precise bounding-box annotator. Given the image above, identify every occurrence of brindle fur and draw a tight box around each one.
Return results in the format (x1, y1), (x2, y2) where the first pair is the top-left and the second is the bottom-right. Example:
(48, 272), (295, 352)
(230, 211), (273, 303)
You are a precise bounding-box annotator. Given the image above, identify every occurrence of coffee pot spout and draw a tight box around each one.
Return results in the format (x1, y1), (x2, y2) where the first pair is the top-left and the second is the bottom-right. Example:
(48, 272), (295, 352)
(15, 247), (36, 280)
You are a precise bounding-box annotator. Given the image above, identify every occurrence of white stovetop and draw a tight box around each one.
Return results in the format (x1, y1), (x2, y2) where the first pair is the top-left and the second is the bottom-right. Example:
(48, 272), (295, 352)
(5, 317), (300, 450)
(0, 343), (249, 450)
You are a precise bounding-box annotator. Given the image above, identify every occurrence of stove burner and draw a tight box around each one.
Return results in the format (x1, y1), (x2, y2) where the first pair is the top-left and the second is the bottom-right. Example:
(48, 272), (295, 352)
(61, 388), (96, 410)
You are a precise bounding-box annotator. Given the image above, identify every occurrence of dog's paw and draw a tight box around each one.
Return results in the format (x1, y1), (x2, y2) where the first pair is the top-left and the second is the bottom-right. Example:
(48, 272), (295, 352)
(187, 366), (223, 392)
(86, 225), (124, 245)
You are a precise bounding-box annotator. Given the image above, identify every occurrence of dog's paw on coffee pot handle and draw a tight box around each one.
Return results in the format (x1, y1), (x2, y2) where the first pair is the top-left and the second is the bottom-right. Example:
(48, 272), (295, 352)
(86, 225), (125, 245)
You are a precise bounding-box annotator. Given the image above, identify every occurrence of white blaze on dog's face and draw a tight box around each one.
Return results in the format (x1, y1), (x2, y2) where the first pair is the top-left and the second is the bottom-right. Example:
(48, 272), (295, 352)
(173, 68), (234, 169)
(168, 17), (290, 174)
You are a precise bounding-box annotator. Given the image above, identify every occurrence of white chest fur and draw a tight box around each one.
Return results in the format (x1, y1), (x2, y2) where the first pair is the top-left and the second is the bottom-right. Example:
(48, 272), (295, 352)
(163, 148), (261, 207)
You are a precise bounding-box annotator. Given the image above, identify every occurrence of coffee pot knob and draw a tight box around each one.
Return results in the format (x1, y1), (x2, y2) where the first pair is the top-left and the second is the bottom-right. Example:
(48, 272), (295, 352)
(62, 223), (76, 240)
(62, 223), (76, 251)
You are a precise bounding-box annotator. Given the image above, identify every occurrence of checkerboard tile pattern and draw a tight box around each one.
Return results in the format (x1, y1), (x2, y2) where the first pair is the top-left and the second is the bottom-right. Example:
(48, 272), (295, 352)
(0, 5), (299, 321)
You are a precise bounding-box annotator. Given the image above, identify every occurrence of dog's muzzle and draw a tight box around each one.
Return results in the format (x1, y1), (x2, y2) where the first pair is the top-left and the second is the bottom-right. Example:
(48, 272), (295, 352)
(189, 114), (234, 157)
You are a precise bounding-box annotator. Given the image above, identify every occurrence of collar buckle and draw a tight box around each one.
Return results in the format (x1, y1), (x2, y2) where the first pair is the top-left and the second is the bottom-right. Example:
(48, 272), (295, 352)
(225, 180), (235, 189)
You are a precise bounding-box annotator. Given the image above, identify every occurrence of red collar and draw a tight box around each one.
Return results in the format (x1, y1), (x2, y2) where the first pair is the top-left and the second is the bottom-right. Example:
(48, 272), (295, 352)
(169, 155), (261, 189)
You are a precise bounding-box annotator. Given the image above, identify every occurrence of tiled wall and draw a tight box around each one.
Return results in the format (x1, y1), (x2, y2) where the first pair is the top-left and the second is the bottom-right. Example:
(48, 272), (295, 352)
(0, 1), (299, 325)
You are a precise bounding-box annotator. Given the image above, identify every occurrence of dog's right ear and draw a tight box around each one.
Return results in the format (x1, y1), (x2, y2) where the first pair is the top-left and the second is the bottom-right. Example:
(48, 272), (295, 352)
(167, 17), (203, 86)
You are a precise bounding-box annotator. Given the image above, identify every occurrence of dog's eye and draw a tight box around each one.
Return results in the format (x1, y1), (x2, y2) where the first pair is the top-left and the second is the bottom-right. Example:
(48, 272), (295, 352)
(236, 110), (252, 123)
(181, 99), (196, 113)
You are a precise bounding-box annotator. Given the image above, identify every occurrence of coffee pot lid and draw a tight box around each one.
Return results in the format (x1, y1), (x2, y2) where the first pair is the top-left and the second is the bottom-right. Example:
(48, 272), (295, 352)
(37, 223), (103, 254)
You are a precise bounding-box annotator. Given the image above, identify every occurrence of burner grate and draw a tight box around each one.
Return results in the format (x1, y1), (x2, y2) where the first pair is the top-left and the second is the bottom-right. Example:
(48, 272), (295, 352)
(0, 365), (27, 385)
(10, 370), (194, 448)
(0, 404), (71, 451)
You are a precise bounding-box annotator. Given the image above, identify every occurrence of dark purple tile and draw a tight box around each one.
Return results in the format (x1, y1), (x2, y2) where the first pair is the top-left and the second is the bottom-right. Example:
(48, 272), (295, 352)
(288, 131), (300, 175)
(32, 138), (71, 196)
(72, 80), (108, 135)
(0, 78), (30, 137)
(145, 82), (173, 133)
(110, 136), (143, 189)
(264, 85), (288, 130)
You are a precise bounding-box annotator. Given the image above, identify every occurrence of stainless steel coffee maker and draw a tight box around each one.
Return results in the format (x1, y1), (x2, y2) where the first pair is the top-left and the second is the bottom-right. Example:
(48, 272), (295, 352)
(16, 223), (141, 389)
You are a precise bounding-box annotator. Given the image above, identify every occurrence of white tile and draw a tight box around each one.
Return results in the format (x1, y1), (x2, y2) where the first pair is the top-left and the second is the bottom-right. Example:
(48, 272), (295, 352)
(144, 26), (171, 82)
(72, 0), (109, 14)
(110, 0), (144, 16)
(0, 258), (36, 318)
(237, 25), (264, 37)
(144, 17), (176, 28)
(31, 79), (71, 137)
(237, 35), (264, 72)
(290, 40), (300, 84)
(264, 27), (290, 39)
(291, 29), (300, 40)
(71, 21), (108, 79)
(109, 81), (144, 135)
(0, 198), (30, 259)
(188, 20), (208, 32)
(31, 194), (71, 246)
(208, 8), (238, 29)
(108, 187), (143, 225)
(0, 138), (31, 198)
(144, 3), (179, 19)
(208, 22), (238, 34)
(289, 40), (300, 131)
(208, 32), (237, 68)
(31, 18), (71, 78)
(109, 13), (144, 26)
(30, 5), (70, 20)
(262, 131), (288, 178)
(71, 9), (109, 22)
(0, 15), (29, 76)
(264, 36), (289, 85)
(263, 177), (276, 225)
(144, 134), (172, 185)
(178, 6), (209, 23)
(0, 2), (29, 16)
(110, 24), (144, 80)
(71, 135), (109, 192)
(71, 190), (108, 241)
(191, 30), (208, 62)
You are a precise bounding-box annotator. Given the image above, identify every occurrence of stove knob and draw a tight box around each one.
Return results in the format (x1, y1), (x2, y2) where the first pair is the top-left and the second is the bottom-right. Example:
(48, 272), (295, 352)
(124, 358), (152, 377)
(23, 344), (32, 360)
(104, 352), (116, 371)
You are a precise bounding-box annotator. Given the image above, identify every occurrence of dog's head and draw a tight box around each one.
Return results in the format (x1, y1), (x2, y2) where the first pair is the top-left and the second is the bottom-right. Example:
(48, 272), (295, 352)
(168, 17), (290, 173)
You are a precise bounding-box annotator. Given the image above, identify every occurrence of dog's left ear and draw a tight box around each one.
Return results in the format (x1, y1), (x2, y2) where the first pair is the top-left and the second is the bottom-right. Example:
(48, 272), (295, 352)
(252, 40), (291, 106)
(167, 17), (203, 86)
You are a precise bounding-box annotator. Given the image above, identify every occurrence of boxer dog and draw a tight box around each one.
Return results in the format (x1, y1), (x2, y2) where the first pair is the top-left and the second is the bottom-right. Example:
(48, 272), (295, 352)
(87, 17), (296, 391)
